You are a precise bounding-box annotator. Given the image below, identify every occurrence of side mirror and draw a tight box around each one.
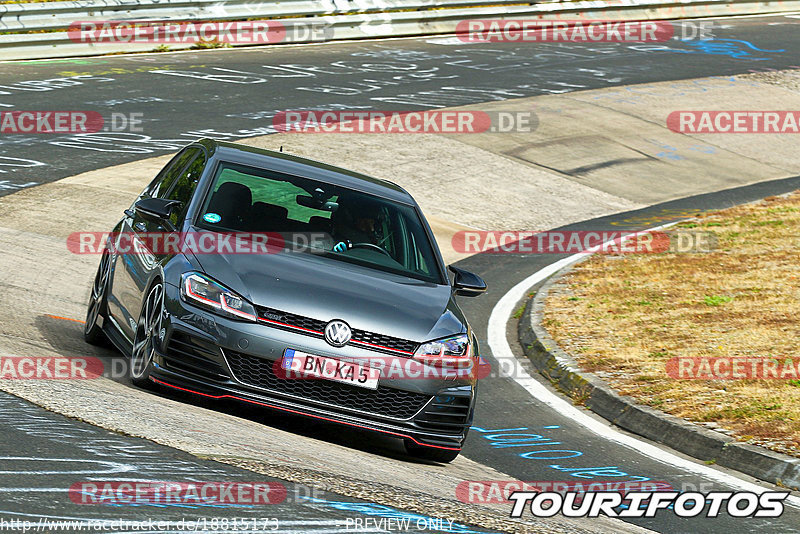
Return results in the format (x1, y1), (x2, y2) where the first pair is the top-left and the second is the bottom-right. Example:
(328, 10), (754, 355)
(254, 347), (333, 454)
(134, 197), (181, 223)
(449, 265), (487, 297)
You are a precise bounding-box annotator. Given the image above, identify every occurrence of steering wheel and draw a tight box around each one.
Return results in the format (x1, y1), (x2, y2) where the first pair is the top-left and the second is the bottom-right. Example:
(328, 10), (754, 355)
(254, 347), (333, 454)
(350, 243), (392, 258)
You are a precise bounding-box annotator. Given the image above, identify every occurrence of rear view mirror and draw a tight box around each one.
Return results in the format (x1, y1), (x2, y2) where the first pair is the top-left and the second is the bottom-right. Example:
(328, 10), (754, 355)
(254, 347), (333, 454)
(449, 265), (487, 297)
(296, 194), (338, 212)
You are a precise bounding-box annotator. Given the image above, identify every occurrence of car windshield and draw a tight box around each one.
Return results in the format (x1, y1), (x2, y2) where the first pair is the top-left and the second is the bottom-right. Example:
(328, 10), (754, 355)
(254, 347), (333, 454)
(196, 161), (444, 284)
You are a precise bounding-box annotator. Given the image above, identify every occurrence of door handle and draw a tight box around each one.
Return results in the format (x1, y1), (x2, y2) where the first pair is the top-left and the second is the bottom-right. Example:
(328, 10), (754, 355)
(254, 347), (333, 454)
(134, 222), (147, 232)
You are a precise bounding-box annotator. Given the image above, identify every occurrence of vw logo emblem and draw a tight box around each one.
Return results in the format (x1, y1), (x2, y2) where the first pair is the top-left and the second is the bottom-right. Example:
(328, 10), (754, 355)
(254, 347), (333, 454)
(324, 320), (352, 347)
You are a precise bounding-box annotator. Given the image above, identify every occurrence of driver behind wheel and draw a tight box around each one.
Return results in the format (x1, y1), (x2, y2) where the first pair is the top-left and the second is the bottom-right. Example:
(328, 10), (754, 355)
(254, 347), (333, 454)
(331, 199), (382, 252)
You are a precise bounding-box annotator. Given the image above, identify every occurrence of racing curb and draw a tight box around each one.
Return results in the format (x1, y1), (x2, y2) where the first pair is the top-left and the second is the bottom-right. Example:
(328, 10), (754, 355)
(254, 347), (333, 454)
(517, 263), (800, 491)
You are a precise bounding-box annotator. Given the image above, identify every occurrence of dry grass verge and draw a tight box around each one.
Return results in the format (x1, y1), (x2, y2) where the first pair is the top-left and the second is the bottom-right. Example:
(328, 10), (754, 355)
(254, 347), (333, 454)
(544, 191), (800, 458)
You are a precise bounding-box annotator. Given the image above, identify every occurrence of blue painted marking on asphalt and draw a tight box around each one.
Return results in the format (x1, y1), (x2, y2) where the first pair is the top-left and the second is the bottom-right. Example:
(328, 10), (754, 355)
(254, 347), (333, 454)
(472, 426), (651, 482)
(671, 39), (785, 60)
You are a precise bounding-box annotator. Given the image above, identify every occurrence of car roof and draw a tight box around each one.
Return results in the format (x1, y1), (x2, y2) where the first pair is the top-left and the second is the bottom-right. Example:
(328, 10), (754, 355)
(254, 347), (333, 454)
(195, 138), (416, 205)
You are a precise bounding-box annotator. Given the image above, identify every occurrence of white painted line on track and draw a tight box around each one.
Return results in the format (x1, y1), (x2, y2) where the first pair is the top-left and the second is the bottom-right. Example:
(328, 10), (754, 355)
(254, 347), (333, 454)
(486, 223), (800, 508)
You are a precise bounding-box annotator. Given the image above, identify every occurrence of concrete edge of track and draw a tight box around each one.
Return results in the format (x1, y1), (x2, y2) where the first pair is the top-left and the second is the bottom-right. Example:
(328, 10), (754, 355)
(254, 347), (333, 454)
(485, 194), (800, 508)
(516, 215), (800, 491)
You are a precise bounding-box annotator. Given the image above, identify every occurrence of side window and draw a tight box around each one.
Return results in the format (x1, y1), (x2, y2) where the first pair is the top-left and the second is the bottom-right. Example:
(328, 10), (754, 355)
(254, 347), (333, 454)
(152, 147), (202, 199)
(165, 152), (206, 227)
(137, 147), (201, 202)
(137, 151), (182, 202)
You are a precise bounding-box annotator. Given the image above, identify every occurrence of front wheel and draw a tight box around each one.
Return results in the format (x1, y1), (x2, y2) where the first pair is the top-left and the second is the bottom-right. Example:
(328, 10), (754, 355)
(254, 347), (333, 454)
(404, 440), (460, 463)
(84, 251), (111, 346)
(130, 281), (164, 388)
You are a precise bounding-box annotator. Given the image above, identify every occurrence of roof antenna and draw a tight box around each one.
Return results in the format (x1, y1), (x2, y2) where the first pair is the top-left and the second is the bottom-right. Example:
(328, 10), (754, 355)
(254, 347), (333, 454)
(279, 145), (283, 152)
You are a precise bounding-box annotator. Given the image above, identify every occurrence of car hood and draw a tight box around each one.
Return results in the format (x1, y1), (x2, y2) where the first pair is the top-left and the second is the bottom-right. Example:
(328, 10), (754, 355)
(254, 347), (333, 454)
(192, 250), (463, 343)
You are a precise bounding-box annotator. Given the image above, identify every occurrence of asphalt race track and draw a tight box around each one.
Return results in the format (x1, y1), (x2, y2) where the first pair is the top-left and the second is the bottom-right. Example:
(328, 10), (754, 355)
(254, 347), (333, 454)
(0, 391), (494, 534)
(1, 13), (800, 534)
(2, 15), (800, 191)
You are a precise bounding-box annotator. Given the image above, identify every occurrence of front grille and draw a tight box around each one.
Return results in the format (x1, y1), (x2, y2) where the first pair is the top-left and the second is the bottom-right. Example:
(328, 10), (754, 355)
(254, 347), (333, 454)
(257, 306), (326, 333)
(350, 328), (418, 354)
(225, 350), (432, 419)
(164, 332), (229, 382)
(255, 305), (418, 355)
(415, 394), (472, 432)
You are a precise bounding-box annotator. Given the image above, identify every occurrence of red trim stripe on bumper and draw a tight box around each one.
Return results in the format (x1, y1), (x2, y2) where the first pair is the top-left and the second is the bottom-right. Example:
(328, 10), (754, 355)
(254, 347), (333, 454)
(149, 376), (461, 451)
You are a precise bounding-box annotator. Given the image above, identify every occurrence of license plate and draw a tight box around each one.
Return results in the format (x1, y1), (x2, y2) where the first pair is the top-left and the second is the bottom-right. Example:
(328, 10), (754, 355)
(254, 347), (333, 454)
(282, 349), (379, 390)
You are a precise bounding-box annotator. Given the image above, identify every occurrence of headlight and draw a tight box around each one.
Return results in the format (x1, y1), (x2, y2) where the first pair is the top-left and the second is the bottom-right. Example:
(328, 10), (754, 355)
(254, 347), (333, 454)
(180, 272), (257, 321)
(414, 333), (471, 367)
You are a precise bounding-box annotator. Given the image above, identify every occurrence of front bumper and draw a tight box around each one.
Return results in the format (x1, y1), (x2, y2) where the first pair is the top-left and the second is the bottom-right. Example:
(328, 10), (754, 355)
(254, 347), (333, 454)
(150, 282), (476, 450)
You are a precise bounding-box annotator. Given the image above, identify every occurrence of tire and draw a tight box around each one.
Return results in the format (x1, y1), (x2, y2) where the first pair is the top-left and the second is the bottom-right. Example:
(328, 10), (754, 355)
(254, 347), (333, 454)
(130, 281), (164, 388)
(84, 251), (111, 346)
(404, 440), (460, 463)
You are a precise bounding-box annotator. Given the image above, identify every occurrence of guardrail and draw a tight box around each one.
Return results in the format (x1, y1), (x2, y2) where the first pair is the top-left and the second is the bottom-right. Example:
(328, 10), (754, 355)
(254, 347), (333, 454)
(1, 0), (799, 60)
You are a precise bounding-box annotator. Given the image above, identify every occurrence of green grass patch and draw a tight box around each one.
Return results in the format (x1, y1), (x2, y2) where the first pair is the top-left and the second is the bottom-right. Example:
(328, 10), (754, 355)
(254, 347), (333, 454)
(704, 295), (733, 306)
